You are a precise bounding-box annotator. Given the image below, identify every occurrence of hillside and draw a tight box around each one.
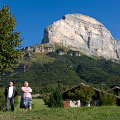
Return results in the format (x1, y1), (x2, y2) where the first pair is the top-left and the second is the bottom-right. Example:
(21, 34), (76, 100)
(1, 13), (120, 93)
(1, 45), (120, 93)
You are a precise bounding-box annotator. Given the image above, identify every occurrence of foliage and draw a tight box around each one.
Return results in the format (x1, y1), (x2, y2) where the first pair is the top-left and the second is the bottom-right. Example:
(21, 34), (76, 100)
(1, 52), (120, 93)
(56, 48), (65, 53)
(42, 85), (58, 105)
(99, 92), (116, 105)
(43, 84), (65, 106)
(40, 84), (58, 94)
(0, 5), (23, 74)
(43, 95), (50, 105)
(0, 88), (6, 111)
(54, 44), (69, 53)
(45, 88), (64, 108)
(68, 86), (96, 104)
(67, 50), (74, 55)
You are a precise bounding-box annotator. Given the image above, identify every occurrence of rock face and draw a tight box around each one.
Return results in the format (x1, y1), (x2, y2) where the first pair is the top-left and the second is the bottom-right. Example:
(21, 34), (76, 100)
(115, 40), (120, 59)
(42, 14), (120, 60)
(22, 45), (54, 54)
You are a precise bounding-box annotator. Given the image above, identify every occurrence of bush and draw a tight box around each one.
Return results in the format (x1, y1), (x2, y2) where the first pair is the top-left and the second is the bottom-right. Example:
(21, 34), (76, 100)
(99, 92), (116, 106)
(56, 48), (65, 53)
(0, 88), (6, 111)
(67, 50), (74, 55)
(43, 95), (50, 105)
(44, 89), (64, 108)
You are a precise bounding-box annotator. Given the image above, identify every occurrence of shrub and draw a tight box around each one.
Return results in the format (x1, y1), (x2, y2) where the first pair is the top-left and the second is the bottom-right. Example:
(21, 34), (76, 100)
(44, 89), (64, 108)
(43, 95), (50, 105)
(0, 88), (6, 111)
(67, 50), (74, 55)
(56, 48), (65, 53)
(99, 92), (116, 105)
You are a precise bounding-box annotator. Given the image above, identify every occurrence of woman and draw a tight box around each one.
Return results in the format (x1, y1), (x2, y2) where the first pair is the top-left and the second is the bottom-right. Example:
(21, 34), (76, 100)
(20, 81), (32, 110)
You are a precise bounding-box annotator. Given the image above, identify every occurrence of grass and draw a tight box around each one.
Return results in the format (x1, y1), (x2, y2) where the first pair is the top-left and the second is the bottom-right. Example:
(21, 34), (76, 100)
(54, 44), (70, 53)
(22, 43), (69, 65)
(0, 99), (120, 120)
(22, 53), (55, 65)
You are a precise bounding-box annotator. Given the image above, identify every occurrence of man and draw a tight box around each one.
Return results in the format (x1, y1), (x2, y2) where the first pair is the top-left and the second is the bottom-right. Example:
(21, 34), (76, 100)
(5, 82), (17, 111)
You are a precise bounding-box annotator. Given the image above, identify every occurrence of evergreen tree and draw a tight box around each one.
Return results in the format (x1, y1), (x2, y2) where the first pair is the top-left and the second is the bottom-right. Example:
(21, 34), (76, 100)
(47, 88), (64, 108)
(0, 5), (23, 74)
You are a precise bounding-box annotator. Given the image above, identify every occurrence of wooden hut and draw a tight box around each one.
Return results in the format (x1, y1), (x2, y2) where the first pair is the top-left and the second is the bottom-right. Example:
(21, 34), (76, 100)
(63, 83), (120, 107)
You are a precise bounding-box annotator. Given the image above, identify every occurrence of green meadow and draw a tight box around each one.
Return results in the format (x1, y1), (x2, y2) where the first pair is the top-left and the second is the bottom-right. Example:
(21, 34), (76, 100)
(0, 99), (120, 120)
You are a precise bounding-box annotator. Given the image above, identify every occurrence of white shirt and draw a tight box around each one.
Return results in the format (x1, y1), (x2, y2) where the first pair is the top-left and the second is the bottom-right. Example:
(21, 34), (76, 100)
(8, 86), (13, 98)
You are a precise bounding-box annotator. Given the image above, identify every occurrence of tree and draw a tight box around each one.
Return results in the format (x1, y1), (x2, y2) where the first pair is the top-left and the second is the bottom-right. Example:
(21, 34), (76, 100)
(99, 92), (116, 106)
(0, 5), (23, 74)
(44, 88), (64, 108)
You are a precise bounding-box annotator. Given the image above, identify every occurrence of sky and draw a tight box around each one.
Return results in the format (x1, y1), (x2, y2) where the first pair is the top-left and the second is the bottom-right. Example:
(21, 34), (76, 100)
(0, 0), (120, 48)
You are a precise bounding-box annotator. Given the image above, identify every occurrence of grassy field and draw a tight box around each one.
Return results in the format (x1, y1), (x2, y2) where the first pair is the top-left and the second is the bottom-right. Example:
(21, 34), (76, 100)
(0, 99), (120, 120)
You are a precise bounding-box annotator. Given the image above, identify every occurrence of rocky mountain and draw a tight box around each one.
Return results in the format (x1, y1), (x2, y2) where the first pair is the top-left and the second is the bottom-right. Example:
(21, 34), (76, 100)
(2, 14), (120, 91)
(42, 14), (120, 60)
(22, 44), (54, 56)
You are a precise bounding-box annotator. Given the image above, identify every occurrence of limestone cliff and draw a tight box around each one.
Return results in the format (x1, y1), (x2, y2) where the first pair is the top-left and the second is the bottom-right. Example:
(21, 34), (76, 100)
(42, 14), (120, 60)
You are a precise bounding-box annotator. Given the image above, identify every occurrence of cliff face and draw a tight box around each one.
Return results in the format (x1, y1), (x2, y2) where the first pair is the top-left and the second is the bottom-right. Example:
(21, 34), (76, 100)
(23, 46), (54, 54)
(115, 40), (120, 59)
(42, 14), (120, 60)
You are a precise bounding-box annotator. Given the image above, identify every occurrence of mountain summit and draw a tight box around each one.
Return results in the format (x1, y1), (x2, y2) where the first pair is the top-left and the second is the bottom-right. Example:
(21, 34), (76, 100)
(42, 14), (120, 60)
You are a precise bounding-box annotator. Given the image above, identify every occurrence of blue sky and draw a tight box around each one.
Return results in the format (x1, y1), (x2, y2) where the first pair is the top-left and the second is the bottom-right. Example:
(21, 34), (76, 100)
(0, 0), (120, 48)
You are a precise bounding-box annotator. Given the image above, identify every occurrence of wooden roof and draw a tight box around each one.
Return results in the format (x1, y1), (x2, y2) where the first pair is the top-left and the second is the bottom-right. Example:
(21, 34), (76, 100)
(110, 86), (120, 90)
(63, 83), (102, 94)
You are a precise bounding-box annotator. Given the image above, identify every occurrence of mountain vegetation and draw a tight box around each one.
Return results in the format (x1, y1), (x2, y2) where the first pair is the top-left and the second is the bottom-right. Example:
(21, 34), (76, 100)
(1, 46), (120, 94)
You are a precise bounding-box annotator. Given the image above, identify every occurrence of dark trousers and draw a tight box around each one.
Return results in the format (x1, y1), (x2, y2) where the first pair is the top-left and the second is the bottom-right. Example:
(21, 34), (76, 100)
(6, 97), (14, 111)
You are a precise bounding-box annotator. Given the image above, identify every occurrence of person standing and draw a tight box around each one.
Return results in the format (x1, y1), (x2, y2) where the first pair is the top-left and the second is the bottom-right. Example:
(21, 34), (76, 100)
(5, 82), (17, 112)
(20, 81), (32, 110)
